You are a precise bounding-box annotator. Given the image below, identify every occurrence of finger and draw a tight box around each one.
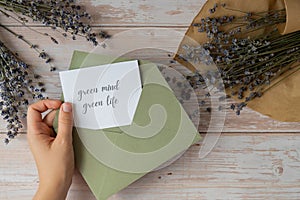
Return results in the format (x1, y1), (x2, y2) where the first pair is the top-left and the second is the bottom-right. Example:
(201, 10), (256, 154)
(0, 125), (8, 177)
(27, 99), (62, 126)
(43, 109), (58, 127)
(56, 103), (73, 144)
(43, 110), (58, 137)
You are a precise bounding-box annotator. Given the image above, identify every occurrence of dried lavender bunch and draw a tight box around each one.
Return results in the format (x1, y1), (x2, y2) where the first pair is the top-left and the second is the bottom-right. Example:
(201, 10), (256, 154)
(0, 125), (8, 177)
(180, 4), (300, 115)
(0, 41), (45, 144)
(0, 0), (110, 46)
(0, 0), (110, 72)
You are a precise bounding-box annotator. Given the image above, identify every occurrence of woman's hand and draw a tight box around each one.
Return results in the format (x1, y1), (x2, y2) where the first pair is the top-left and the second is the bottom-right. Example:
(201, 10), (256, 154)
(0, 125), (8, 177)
(27, 99), (74, 200)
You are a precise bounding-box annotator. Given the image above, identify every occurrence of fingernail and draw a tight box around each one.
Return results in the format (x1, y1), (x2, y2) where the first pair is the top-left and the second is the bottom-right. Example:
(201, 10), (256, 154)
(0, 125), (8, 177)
(62, 103), (72, 113)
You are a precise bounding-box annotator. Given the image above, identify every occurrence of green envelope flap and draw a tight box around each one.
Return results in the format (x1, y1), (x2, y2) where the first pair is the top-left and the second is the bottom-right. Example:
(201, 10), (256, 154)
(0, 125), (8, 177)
(54, 51), (201, 200)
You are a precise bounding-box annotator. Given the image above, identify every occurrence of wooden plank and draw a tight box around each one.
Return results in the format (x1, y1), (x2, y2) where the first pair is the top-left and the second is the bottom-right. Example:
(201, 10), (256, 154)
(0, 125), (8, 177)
(0, 1), (299, 200)
(0, 27), (299, 134)
(1, 133), (300, 199)
(0, 0), (207, 26)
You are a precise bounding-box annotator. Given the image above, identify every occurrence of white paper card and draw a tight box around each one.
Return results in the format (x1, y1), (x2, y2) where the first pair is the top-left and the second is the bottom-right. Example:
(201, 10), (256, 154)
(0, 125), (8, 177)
(59, 60), (142, 129)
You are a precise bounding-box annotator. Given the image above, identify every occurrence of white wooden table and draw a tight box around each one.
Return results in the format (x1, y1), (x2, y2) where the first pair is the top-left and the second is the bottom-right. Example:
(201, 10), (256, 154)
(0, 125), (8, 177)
(1, 1), (300, 199)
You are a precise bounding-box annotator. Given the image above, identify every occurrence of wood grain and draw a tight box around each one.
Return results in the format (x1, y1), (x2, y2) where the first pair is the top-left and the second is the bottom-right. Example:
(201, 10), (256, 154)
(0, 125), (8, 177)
(1, 134), (300, 200)
(0, 0), (300, 199)
(0, 0), (206, 26)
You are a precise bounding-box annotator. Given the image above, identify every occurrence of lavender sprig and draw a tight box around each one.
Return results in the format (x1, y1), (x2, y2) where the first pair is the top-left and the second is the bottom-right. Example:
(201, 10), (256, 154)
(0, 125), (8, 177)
(0, 23), (56, 71)
(0, 0), (110, 46)
(0, 41), (45, 144)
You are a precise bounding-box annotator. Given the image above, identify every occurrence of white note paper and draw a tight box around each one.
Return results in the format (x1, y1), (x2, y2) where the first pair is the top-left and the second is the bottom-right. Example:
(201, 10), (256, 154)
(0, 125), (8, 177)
(59, 60), (142, 129)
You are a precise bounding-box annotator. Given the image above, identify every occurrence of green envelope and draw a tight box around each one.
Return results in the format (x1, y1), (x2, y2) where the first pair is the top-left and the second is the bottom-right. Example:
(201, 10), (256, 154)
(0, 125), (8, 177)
(53, 51), (201, 200)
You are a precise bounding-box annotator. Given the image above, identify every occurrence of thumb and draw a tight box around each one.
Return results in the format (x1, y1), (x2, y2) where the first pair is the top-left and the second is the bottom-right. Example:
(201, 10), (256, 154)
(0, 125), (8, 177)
(57, 102), (73, 143)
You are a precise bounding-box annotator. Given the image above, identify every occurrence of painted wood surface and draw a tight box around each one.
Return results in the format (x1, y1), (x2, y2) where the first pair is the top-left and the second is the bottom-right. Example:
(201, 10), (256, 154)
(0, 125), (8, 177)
(0, 0), (300, 200)
(1, 134), (300, 200)
(0, 0), (206, 26)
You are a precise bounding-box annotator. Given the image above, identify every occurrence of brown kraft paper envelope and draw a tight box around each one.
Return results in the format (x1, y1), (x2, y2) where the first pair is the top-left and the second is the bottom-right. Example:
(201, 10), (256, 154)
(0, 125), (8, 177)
(175, 0), (300, 122)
